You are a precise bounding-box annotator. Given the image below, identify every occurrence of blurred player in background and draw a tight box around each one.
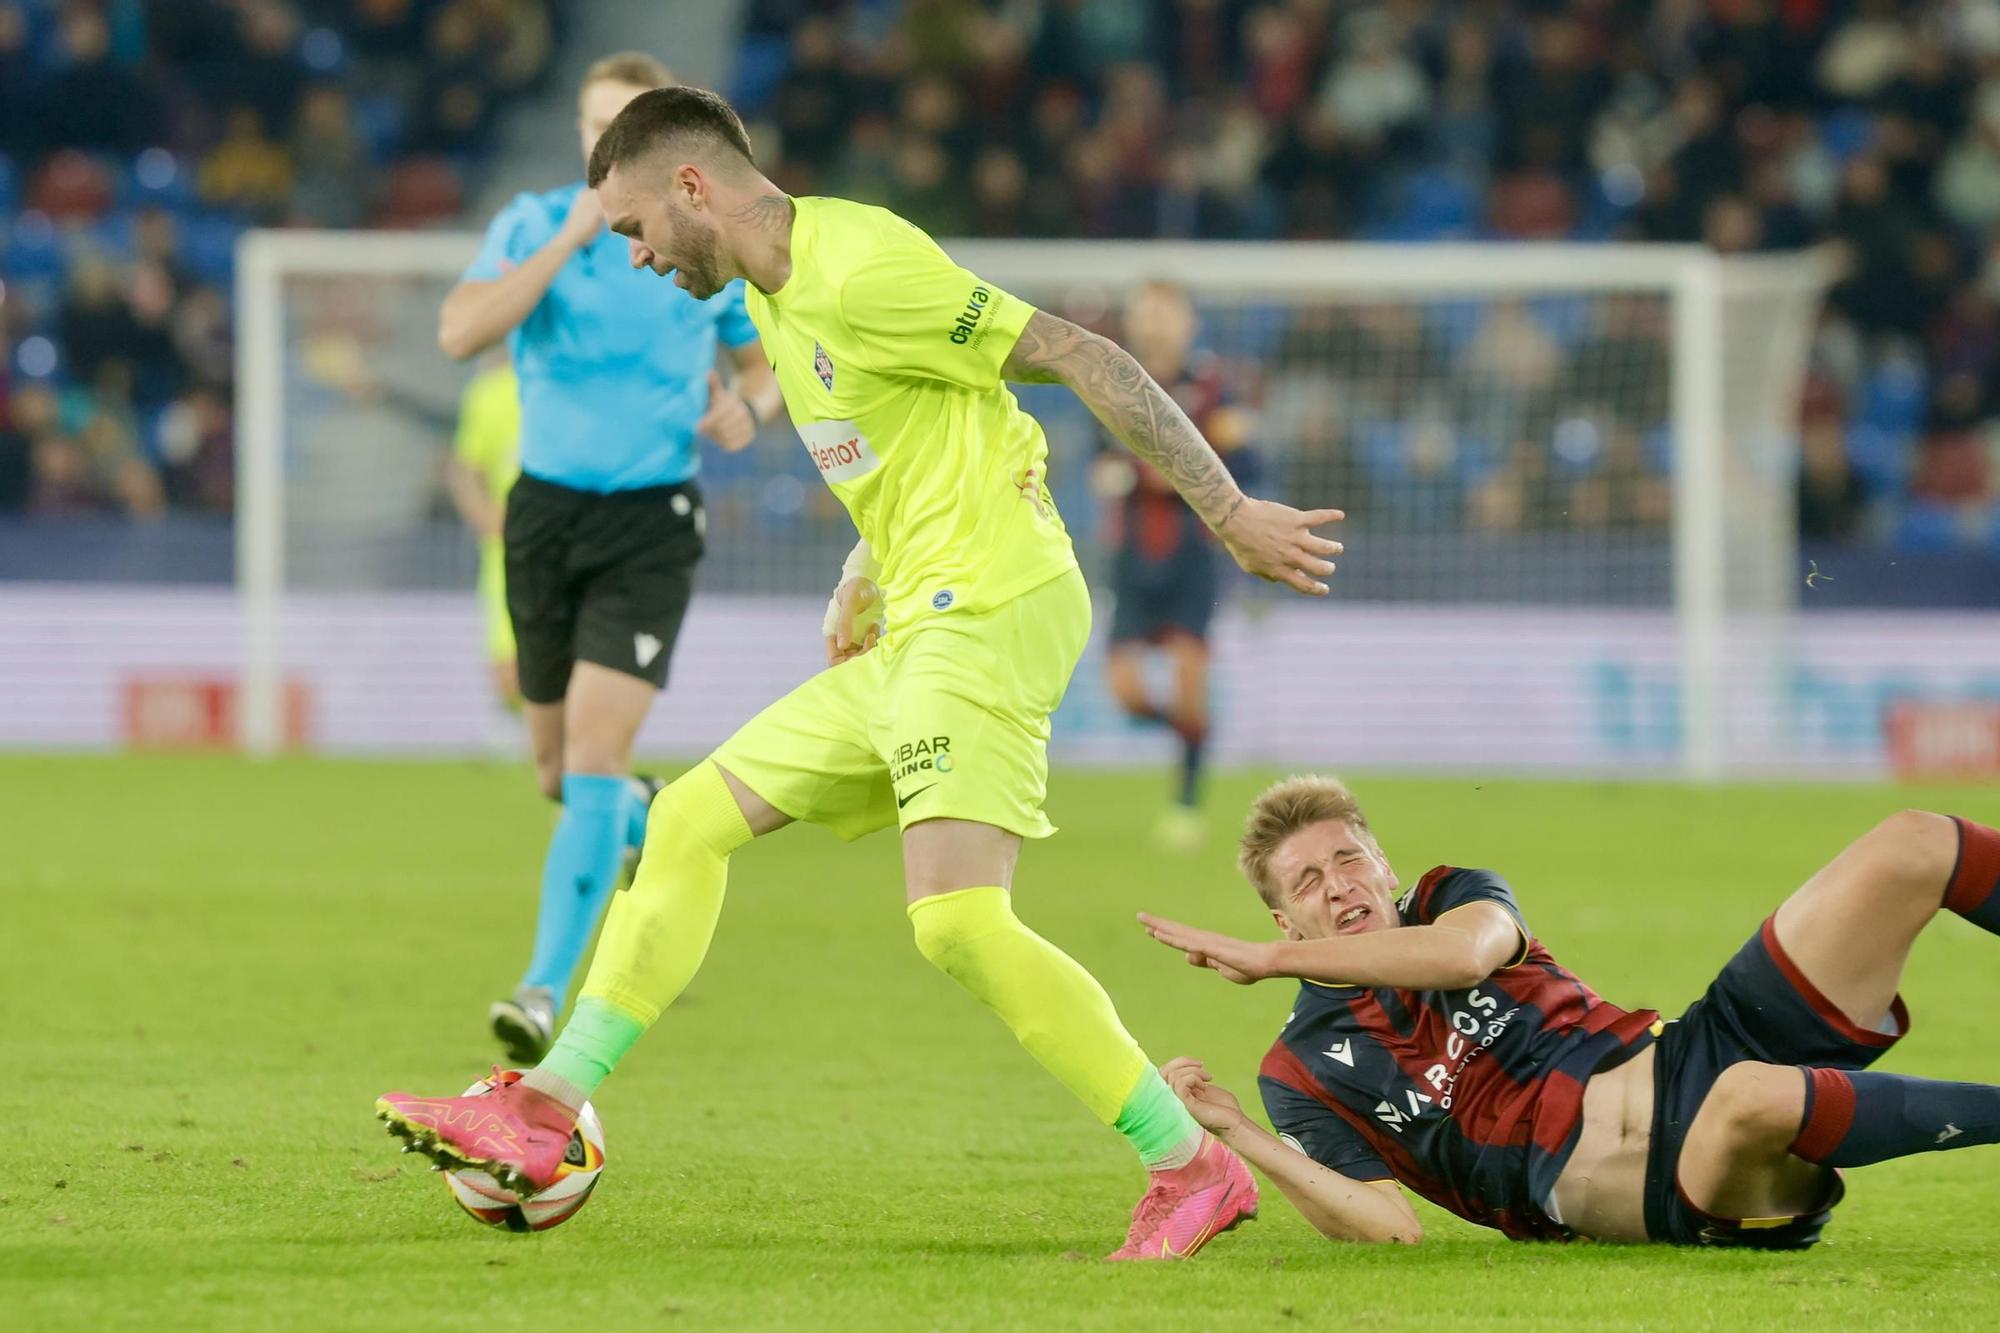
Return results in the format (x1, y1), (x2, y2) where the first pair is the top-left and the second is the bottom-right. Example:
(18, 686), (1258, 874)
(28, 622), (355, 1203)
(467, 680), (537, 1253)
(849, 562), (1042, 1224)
(380, 87), (1345, 1261)
(1092, 281), (1258, 851)
(1142, 780), (2000, 1250)
(436, 55), (783, 1062)
(445, 352), (523, 716)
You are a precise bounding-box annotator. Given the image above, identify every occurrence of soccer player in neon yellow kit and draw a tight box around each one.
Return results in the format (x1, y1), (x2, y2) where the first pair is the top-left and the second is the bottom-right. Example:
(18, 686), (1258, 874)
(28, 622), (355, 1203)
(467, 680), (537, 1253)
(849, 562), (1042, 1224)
(445, 356), (524, 710)
(377, 88), (1345, 1260)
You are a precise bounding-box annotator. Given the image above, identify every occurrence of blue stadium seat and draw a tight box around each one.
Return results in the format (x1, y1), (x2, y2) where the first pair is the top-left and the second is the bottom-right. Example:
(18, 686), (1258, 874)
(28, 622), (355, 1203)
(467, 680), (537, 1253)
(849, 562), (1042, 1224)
(87, 212), (139, 261)
(1641, 421), (1672, 474)
(1214, 305), (1289, 361)
(126, 150), (199, 211)
(1, 211), (68, 283)
(353, 95), (406, 163)
(1393, 168), (1477, 241)
(731, 34), (793, 116)
(1889, 499), (1969, 552)
(1549, 414), (1606, 476)
(1820, 108), (1875, 163)
(1424, 298), (1487, 353)
(1359, 420), (1411, 484)
(181, 214), (242, 286)
(1453, 432), (1503, 484)
(1859, 358), (1927, 436)
(1844, 423), (1909, 498)
(1527, 294), (1593, 351)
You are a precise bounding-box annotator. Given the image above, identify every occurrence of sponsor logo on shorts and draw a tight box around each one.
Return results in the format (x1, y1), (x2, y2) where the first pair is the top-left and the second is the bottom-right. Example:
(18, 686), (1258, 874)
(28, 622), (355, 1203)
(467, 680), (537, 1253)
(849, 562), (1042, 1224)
(949, 285), (992, 345)
(891, 734), (953, 787)
(795, 418), (881, 485)
(814, 341), (835, 391)
(931, 589), (955, 612)
(634, 633), (663, 667)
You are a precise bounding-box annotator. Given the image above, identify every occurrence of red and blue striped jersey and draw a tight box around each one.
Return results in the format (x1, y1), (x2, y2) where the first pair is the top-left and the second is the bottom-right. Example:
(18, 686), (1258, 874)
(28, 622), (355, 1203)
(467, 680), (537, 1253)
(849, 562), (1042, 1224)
(1257, 866), (1661, 1240)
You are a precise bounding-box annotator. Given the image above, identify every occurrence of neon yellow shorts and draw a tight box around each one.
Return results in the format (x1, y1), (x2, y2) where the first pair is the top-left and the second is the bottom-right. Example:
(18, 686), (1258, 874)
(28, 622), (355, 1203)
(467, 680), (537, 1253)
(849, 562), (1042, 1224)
(478, 539), (516, 661)
(715, 568), (1090, 842)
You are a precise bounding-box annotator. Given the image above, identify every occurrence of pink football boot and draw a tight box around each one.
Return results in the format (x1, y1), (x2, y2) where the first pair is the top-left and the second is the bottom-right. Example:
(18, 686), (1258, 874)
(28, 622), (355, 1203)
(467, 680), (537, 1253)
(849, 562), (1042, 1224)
(375, 1070), (576, 1195)
(1107, 1133), (1259, 1260)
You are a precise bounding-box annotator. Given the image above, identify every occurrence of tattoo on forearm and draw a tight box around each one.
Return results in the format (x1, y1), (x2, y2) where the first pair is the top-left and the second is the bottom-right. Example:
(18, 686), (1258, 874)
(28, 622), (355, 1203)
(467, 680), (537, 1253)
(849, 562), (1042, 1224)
(1004, 310), (1240, 525)
(730, 194), (795, 232)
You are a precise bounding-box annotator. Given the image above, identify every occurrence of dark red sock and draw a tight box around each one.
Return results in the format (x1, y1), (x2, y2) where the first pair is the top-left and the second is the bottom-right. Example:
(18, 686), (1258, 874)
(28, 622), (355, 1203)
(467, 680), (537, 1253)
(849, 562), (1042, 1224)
(1792, 1065), (2000, 1167)
(1944, 818), (2000, 936)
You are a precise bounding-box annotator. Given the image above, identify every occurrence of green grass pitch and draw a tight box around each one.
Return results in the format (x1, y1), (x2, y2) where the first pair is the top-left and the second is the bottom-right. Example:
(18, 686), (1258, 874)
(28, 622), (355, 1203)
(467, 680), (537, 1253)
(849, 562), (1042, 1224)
(4, 754), (1999, 1330)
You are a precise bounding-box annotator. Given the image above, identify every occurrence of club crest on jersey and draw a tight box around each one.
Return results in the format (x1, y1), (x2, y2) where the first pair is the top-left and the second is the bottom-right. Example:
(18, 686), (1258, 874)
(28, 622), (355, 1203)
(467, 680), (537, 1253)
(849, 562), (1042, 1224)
(814, 341), (835, 391)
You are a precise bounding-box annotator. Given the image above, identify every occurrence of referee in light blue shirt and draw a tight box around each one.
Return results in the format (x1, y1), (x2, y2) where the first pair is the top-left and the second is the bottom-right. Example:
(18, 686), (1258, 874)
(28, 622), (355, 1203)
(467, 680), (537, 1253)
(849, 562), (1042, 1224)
(438, 52), (784, 1063)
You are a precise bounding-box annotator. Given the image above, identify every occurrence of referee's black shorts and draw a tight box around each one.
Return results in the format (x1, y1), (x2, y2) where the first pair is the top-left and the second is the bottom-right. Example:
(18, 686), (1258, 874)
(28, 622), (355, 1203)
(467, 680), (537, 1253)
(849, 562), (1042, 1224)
(502, 472), (704, 705)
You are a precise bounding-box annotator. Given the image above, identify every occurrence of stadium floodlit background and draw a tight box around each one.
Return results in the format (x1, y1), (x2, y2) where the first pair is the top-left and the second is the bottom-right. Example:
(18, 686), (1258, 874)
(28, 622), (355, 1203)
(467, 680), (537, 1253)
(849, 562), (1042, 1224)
(5, 3), (2000, 1330)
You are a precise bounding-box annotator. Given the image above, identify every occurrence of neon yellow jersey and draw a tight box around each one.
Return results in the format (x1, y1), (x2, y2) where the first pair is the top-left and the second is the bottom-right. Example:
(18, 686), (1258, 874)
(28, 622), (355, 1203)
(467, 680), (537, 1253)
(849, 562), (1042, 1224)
(743, 197), (1077, 633)
(454, 361), (522, 507)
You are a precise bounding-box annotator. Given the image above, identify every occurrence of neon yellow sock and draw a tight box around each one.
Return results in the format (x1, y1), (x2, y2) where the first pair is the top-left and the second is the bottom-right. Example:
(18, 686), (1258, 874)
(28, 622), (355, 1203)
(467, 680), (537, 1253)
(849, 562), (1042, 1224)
(908, 886), (1174, 1151)
(526, 761), (751, 1105)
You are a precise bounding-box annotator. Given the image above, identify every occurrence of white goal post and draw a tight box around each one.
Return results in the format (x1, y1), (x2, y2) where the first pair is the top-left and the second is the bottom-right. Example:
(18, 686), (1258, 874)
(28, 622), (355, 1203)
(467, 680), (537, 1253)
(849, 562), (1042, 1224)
(235, 231), (1836, 775)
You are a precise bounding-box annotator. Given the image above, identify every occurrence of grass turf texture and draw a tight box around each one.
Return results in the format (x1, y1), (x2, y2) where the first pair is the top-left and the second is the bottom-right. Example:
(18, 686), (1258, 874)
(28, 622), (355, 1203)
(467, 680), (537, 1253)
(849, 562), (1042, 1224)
(3, 755), (1998, 1331)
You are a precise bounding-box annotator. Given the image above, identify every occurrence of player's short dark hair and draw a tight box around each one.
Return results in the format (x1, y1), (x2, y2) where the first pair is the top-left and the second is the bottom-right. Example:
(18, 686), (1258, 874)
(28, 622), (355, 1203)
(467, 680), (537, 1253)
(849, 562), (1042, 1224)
(1239, 775), (1378, 909)
(587, 87), (756, 189)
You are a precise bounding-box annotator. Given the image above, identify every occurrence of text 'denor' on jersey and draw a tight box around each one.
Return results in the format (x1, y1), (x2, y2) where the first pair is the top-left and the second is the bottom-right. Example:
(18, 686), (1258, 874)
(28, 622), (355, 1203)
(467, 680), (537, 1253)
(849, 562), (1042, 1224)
(794, 419), (882, 485)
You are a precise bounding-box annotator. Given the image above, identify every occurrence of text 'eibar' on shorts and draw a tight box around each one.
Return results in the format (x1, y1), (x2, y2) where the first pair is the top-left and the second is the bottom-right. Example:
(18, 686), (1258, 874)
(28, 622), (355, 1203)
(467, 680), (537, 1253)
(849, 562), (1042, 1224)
(714, 568), (1091, 843)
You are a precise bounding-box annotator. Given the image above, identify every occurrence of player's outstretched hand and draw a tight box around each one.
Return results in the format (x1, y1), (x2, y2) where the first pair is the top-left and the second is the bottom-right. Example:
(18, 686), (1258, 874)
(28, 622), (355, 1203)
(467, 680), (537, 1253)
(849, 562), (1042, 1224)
(1138, 912), (1276, 985)
(559, 187), (605, 251)
(824, 576), (884, 666)
(1216, 497), (1344, 596)
(696, 370), (759, 452)
(1162, 1057), (1249, 1136)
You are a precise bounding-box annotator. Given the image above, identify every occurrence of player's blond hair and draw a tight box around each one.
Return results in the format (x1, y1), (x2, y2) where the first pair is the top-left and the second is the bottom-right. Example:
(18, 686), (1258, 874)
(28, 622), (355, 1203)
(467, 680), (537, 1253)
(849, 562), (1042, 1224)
(1239, 775), (1377, 909)
(581, 51), (674, 95)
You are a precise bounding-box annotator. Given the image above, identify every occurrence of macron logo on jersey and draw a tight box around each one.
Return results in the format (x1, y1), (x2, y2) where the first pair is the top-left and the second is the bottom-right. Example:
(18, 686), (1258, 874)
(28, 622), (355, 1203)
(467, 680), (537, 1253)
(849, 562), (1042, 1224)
(795, 419), (881, 485)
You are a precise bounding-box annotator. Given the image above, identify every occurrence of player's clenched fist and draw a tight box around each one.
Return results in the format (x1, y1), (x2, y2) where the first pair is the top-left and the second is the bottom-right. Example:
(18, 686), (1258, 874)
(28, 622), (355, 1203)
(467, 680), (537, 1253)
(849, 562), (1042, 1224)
(823, 575), (884, 666)
(1215, 497), (1344, 596)
(558, 186), (605, 251)
(695, 370), (759, 452)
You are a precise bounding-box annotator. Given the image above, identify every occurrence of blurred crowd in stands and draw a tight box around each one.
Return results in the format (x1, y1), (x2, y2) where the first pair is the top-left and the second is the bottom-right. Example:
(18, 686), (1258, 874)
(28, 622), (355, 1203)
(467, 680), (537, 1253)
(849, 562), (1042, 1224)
(737, 0), (2000, 552)
(5, 0), (2000, 558)
(0, 0), (560, 518)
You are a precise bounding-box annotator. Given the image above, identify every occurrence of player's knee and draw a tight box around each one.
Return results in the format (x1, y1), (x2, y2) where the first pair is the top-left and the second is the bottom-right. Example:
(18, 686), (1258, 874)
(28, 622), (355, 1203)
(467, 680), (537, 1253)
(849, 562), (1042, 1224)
(1860, 810), (1958, 896)
(1704, 1063), (1806, 1151)
(1105, 672), (1148, 712)
(909, 903), (962, 967)
(907, 889), (1010, 969)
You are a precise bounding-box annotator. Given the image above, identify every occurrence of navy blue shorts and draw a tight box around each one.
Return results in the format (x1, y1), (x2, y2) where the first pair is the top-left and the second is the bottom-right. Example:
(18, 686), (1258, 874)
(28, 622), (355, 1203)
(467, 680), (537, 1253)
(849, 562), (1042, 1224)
(1109, 546), (1218, 645)
(1645, 918), (1908, 1248)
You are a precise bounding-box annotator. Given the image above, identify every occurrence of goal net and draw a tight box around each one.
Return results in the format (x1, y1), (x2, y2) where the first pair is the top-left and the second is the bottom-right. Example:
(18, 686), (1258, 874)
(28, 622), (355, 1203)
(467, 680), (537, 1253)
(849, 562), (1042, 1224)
(236, 233), (1834, 776)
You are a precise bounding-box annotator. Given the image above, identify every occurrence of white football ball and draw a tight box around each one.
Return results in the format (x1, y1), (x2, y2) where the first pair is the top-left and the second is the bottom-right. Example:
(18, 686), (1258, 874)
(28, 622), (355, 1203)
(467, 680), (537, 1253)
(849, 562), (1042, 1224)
(441, 1069), (605, 1233)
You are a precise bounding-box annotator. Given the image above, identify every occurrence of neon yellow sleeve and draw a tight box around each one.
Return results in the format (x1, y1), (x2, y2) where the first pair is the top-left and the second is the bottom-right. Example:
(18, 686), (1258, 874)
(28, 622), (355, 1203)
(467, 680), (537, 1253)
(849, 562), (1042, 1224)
(454, 367), (519, 478)
(836, 242), (1036, 390)
(454, 376), (497, 469)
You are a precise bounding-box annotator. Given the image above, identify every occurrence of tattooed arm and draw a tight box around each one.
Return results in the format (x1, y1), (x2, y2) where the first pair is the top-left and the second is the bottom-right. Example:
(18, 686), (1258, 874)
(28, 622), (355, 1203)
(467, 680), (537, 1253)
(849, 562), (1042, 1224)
(1003, 309), (1345, 595)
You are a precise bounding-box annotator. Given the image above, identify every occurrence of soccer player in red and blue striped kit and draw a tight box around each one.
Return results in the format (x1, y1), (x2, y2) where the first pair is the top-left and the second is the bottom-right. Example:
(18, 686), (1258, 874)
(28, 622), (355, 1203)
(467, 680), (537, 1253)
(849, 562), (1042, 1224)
(1139, 776), (2000, 1248)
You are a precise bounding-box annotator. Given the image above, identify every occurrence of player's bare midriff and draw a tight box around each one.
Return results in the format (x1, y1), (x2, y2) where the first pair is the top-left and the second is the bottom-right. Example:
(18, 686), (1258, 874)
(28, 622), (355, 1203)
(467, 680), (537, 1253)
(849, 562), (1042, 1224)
(1550, 1042), (1656, 1241)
